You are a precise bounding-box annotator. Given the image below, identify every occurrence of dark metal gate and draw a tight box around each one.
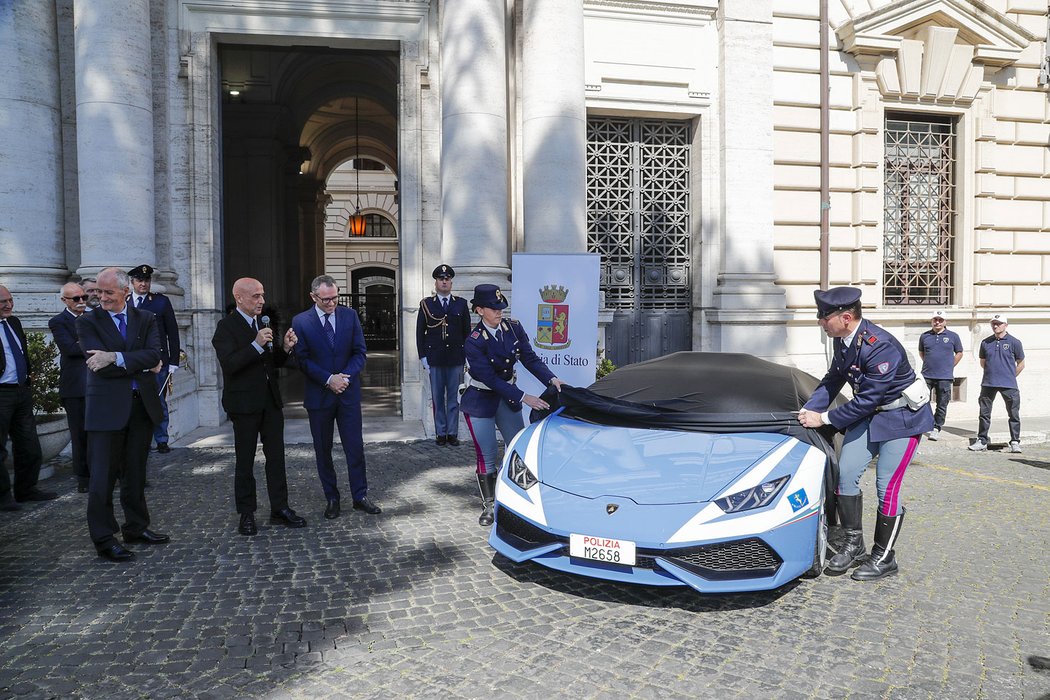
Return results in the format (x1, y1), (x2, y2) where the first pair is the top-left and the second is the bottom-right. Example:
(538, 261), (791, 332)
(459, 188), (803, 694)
(339, 292), (398, 350)
(587, 117), (692, 367)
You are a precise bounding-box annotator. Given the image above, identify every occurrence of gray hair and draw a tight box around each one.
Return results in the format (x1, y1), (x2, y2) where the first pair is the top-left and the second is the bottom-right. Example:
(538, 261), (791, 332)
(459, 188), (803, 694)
(98, 267), (130, 290)
(310, 275), (338, 294)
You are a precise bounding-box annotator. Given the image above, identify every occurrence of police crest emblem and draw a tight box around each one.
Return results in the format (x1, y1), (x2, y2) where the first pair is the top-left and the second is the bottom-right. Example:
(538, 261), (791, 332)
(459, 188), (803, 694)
(535, 284), (571, 350)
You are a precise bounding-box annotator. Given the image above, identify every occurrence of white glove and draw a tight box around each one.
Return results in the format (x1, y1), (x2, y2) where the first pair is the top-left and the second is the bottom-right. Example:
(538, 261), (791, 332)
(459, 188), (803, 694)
(421, 358), (430, 371)
(169, 365), (178, 374)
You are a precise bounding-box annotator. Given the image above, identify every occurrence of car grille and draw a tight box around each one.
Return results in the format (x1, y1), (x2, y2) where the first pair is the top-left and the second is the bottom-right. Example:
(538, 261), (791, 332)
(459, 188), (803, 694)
(497, 508), (781, 581)
(495, 507), (564, 549)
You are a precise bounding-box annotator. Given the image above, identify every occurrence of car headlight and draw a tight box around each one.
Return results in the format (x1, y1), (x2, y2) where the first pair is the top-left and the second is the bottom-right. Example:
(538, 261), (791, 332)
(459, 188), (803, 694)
(507, 452), (538, 490)
(714, 475), (790, 513)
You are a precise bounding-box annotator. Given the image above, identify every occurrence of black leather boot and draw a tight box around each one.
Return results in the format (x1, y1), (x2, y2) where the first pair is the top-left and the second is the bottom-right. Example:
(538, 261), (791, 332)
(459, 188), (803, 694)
(825, 493), (866, 574)
(477, 472), (497, 527)
(852, 508), (905, 581)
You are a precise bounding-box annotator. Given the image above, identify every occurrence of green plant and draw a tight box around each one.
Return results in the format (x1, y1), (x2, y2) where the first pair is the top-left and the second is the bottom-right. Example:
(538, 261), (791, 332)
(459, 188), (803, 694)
(596, 347), (616, 380)
(25, 332), (62, 414)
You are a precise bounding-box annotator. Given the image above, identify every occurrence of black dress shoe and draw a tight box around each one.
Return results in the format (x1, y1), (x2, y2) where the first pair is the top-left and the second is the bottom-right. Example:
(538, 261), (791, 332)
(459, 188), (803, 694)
(156, 443), (171, 454)
(239, 513), (257, 536)
(0, 492), (22, 511)
(446, 436), (460, 446)
(16, 487), (58, 502)
(270, 507), (307, 528)
(352, 497), (382, 515)
(436, 435), (447, 446)
(124, 529), (170, 545)
(77, 479), (89, 493)
(98, 544), (135, 562)
(324, 500), (340, 519)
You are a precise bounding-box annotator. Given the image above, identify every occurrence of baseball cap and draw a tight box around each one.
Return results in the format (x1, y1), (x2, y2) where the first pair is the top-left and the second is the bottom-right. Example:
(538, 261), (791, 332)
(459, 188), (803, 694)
(931, 310), (946, 320)
(990, 313), (1008, 325)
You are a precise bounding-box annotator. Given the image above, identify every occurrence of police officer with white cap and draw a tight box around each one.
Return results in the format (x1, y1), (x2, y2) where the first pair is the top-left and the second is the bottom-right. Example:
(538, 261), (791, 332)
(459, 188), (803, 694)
(797, 287), (933, 581)
(969, 313), (1025, 453)
(461, 284), (565, 526)
(917, 310), (962, 441)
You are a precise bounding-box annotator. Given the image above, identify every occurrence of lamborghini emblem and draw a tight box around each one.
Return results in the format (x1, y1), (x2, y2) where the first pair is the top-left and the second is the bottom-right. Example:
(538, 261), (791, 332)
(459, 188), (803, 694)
(606, 504), (618, 515)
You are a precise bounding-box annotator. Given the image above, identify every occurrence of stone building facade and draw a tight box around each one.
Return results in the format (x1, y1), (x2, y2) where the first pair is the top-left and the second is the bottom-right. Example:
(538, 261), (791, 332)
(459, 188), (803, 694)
(1, 0), (1047, 441)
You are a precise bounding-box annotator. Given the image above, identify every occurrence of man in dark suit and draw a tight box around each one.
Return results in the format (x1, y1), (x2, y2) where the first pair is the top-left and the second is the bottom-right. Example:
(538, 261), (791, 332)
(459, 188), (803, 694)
(212, 277), (306, 536)
(77, 267), (170, 562)
(48, 282), (90, 492)
(292, 275), (380, 519)
(415, 264), (470, 446)
(128, 264), (181, 453)
(0, 285), (57, 511)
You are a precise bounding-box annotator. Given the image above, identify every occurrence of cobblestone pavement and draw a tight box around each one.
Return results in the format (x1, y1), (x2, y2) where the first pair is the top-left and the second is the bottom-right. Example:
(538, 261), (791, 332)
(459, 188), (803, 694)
(1, 436), (1048, 700)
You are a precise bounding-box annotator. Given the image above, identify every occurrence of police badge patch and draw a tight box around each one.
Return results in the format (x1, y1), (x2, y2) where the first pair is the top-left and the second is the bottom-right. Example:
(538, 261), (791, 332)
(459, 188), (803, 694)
(877, 361), (890, 374)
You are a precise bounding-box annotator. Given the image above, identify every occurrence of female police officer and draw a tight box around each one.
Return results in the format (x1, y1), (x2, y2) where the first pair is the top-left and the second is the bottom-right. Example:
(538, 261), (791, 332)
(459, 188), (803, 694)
(461, 284), (565, 526)
(797, 287), (933, 581)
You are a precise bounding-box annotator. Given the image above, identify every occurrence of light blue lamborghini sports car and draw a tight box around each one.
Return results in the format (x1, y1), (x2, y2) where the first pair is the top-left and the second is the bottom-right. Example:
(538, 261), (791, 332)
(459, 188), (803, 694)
(489, 352), (841, 594)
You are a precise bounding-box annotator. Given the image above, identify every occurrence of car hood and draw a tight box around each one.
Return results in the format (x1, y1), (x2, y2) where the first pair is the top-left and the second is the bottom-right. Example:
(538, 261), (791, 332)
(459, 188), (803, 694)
(534, 415), (791, 505)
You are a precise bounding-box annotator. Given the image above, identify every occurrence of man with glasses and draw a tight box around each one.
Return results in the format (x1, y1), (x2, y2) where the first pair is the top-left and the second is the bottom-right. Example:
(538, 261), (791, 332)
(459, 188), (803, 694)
(918, 311), (963, 441)
(416, 264), (470, 446)
(292, 275), (380, 519)
(48, 283), (91, 492)
(0, 285), (56, 511)
(969, 313), (1025, 453)
(797, 287), (932, 581)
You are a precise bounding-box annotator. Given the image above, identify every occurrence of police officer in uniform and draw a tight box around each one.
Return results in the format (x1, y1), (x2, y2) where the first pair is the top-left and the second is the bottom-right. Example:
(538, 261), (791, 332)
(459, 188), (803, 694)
(128, 265), (181, 453)
(797, 287), (933, 581)
(461, 284), (565, 526)
(416, 264), (470, 446)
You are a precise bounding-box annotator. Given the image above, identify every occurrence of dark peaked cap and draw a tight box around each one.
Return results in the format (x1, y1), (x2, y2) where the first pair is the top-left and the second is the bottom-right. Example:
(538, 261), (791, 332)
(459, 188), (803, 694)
(813, 286), (861, 318)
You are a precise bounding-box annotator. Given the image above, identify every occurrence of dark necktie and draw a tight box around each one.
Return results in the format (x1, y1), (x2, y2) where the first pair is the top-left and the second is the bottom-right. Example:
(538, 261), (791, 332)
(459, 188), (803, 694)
(136, 296), (144, 308)
(441, 297), (448, 312)
(115, 313), (127, 338)
(494, 328), (503, 344)
(1, 320), (27, 384)
(323, 313), (336, 347)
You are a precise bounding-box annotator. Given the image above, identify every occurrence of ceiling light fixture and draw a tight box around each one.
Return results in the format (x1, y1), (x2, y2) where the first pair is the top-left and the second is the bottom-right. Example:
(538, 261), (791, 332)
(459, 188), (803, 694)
(348, 97), (367, 237)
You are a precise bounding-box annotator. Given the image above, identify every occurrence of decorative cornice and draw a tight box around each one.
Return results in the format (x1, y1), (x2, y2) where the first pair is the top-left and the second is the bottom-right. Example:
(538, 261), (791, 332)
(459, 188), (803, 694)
(584, 0), (718, 21)
(837, 0), (1033, 66)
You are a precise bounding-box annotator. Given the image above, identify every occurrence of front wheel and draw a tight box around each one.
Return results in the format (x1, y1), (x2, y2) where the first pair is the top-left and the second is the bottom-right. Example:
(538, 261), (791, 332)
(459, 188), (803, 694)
(803, 499), (827, 579)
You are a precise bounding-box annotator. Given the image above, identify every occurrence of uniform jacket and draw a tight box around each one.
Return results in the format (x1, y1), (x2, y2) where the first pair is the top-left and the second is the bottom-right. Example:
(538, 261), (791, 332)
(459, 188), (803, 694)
(804, 318), (933, 442)
(415, 294), (470, 367)
(0, 315), (32, 381)
(211, 311), (292, 414)
(130, 292), (180, 366)
(48, 310), (86, 398)
(292, 305), (367, 410)
(461, 318), (556, 418)
(76, 306), (163, 431)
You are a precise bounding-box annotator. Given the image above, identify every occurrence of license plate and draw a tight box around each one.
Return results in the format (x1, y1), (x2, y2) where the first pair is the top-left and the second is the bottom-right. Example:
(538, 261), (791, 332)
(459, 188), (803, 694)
(569, 534), (636, 566)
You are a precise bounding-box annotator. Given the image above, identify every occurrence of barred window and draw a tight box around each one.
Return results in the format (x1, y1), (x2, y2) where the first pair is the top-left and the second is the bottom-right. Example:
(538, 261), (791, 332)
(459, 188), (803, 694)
(883, 113), (956, 306)
(587, 118), (691, 310)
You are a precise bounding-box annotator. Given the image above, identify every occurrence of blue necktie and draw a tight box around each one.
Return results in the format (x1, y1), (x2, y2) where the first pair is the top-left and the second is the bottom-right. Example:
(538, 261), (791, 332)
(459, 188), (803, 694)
(1, 320), (27, 385)
(323, 313), (335, 347)
(115, 313), (127, 338)
(441, 297), (448, 312)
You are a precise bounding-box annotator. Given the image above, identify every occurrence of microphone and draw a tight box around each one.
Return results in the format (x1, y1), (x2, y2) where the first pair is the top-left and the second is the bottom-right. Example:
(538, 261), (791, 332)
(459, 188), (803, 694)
(260, 315), (273, 351)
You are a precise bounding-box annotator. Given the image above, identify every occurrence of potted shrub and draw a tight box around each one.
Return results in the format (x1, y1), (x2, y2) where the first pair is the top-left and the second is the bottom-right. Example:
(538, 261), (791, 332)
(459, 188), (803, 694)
(25, 332), (70, 472)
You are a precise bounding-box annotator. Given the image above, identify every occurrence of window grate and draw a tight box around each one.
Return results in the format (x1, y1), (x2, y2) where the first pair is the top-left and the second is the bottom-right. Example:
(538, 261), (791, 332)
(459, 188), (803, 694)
(883, 114), (955, 306)
(587, 118), (691, 310)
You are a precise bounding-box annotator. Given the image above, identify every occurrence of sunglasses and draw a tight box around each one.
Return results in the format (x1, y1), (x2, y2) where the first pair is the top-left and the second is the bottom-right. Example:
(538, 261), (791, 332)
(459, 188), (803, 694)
(64, 295), (89, 302)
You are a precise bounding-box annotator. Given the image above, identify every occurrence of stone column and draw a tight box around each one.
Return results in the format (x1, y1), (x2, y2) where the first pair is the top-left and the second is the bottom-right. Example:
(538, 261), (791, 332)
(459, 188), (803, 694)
(439, 0), (510, 289)
(73, 0), (156, 278)
(521, 0), (587, 253)
(0, 2), (68, 306)
(711, 0), (788, 357)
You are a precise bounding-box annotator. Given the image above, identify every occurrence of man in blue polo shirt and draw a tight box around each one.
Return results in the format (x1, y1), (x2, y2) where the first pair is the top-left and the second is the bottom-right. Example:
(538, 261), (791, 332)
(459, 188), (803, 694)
(918, 310), (962, 441)
(969, 313), (1025, 453)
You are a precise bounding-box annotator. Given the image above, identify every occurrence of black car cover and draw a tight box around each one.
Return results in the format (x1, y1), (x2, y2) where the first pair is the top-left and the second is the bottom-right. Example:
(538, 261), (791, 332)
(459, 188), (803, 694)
(536, 352), (844, 499)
